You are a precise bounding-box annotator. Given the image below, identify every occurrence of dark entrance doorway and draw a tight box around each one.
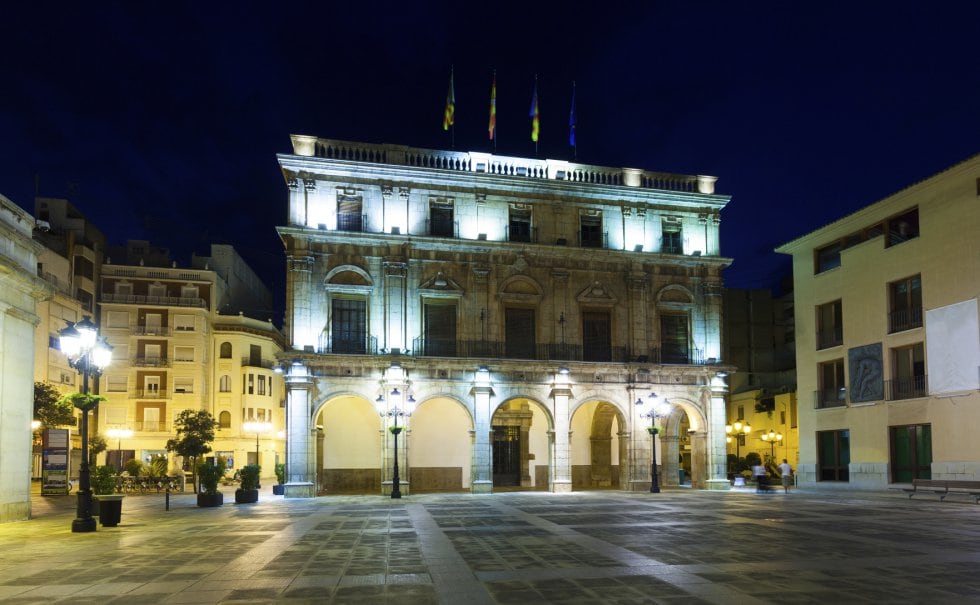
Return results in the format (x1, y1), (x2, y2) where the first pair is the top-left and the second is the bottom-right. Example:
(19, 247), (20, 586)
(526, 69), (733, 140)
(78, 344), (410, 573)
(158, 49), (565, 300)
(492, 426), (521, 486)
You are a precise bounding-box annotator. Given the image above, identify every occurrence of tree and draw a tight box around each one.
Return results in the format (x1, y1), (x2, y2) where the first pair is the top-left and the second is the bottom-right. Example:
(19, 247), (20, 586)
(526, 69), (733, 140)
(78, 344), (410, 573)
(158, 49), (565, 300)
(166, 409), (217, 492)
(89, 435), (107, 466)
(34, 381), (75, 428)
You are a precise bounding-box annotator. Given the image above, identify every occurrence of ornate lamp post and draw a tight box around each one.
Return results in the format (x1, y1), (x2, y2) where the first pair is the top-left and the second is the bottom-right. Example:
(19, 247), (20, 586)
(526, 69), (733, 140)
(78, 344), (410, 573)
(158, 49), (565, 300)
(105, 427), (133, 471)
(59, 316), (112, 533)
(725, 420), (752, 459)
(243, 421), (272, 487)
(379, 388), (415, 499)
(761, 429), (783, 458)
(636, 392), (670, 493)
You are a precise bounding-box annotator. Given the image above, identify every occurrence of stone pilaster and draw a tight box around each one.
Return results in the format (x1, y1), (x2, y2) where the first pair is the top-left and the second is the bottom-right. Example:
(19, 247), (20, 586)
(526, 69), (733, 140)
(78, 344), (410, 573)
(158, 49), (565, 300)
(705, 374), (731, 490)
(550, 375), (572, 493)
(284, 362), (316, 498)
(471, 370), (494, 493)
(286, 254), (315, 351)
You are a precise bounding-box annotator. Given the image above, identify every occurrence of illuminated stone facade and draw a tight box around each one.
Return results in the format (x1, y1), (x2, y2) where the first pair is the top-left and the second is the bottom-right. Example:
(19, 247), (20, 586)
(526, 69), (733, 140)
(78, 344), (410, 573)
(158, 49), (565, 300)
(777, 154), (980, 487)
(278, 136), (733, 496)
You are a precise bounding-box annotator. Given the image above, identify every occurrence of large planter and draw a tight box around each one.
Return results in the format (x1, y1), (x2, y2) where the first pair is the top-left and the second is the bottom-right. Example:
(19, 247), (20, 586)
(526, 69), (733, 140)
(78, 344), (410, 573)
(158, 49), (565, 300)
(96, 495), (124, 527)
(272, 484), (285, 496)
(235, 488), (259, 504)
(197, 492), (224, 507)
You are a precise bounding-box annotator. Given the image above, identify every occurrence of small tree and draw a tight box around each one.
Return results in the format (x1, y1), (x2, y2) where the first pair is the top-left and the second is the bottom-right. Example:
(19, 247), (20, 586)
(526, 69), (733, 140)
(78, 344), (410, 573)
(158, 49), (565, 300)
(34, 381), (75, 428)
(89, 435), (107, 466)
(166, 409), (217, 492)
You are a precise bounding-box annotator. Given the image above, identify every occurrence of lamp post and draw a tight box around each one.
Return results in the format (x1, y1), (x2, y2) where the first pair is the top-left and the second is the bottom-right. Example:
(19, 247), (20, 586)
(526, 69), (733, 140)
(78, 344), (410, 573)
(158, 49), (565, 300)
(761, 429), (783, 458)
(59, 316), (112, 533)
(725, 420), (752, 459)
(636, 392), (670, 493)
(105, 427), (133, 471)
(243, 421), (272, 487)
(379, 388), (415, 499)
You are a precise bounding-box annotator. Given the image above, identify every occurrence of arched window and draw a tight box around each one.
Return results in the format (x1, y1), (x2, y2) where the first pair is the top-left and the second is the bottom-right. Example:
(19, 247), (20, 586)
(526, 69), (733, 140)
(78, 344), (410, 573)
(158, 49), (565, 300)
(219, 375), (231, 392)
(218, 411), (231, 429)
(219, 342), (232, 358)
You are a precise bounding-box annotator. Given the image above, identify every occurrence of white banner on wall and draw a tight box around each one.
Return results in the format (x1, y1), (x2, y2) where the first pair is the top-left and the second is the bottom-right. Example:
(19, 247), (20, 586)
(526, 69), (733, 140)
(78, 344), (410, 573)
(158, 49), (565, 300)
(925, 298), (980, 394)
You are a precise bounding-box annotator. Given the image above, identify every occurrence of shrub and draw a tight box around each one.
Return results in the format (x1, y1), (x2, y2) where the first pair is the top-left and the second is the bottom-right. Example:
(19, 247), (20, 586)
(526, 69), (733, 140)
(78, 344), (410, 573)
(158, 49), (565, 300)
(239, 464), (261, 491)
(197, 457), (227, 495)
(274, 463), (285, 485)
(91, 465), (119, 495)
(124, 458), (145, 477)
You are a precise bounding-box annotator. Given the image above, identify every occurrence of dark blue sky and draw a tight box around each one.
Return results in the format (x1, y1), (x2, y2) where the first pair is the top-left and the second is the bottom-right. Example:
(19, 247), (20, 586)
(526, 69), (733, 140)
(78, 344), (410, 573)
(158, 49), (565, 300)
(2, 2), (978, 318)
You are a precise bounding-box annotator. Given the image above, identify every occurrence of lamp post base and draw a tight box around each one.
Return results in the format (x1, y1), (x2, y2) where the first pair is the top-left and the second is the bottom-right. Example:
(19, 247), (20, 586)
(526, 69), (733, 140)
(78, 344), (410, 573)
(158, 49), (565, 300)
(72, 516), (97, 533)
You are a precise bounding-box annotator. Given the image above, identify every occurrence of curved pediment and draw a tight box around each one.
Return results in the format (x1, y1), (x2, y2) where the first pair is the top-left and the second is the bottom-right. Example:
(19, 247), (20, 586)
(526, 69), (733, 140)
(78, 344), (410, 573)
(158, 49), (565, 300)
(499, 275), (543, 305)
(324, 264), (373, 294)
(656, 284), (695, 306)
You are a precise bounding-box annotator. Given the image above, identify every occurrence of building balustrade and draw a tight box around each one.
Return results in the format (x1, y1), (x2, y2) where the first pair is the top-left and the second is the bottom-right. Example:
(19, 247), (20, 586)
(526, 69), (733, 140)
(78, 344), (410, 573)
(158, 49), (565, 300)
(133, 325), (172, 336)
(814, 387), (848, 409)
(133, 421), (170, 432)
(318, 335), (379, 355)
(132, 356), (170, 367)
(101, 293), (207, 308)
(885, 375), (928, 401)
(392, 338), (708, 365)
(132, 388), (169, 399)
(888, 307), (923, 333)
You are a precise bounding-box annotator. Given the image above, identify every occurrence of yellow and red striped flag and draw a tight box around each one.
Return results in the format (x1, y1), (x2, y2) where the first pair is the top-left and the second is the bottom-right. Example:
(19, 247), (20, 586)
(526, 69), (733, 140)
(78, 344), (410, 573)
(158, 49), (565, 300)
(442, 70), (455, 131)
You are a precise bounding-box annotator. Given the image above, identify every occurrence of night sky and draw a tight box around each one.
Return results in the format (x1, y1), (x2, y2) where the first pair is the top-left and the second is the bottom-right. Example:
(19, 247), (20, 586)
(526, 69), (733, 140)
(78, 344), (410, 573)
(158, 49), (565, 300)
(2, 3), (978, 321)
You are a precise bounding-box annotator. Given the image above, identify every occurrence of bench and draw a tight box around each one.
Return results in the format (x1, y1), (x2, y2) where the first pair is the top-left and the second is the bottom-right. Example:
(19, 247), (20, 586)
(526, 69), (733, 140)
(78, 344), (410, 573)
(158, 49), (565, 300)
(900, 478), (980, 503)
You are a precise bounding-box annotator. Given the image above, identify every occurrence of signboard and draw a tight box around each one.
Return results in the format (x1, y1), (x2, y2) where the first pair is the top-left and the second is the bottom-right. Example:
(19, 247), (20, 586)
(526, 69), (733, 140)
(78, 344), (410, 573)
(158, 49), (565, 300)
(41, 428), (71, 495)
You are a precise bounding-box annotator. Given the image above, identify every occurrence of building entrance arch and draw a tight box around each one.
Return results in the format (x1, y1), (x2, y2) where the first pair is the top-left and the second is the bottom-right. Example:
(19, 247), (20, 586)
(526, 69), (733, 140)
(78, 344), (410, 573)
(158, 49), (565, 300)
(407, 395), (472, 493)
(313, 394), (381, 494)
(570, 399), (628, 490)
(490, 398), (553, 490)
(659, 397), (708, 489)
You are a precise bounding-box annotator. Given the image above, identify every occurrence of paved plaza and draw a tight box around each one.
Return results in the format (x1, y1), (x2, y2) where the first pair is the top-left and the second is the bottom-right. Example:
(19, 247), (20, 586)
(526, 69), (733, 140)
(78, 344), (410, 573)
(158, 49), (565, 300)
(1, 484), (979, 604)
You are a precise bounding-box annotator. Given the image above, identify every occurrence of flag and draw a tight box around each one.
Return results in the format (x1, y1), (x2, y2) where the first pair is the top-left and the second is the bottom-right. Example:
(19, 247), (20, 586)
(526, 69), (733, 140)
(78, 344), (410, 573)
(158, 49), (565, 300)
(568, 82), (576, 148)
(442, 70), (455, 131)
(530, 78), (540, 142)
(488, 72), (497, 140)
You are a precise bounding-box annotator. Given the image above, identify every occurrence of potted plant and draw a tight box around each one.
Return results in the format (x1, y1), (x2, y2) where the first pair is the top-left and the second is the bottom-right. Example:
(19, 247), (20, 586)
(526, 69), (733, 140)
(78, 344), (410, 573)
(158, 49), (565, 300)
(91, 464), (124, 527)
(196, 457), (226, 507)
(236, 463), (261, 503)
(273, 463), (285, 495)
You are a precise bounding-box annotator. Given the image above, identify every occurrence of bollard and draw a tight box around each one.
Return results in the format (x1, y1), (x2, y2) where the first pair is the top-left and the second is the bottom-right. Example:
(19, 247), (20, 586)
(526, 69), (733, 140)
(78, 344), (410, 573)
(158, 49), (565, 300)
(165, 486), (170, 511)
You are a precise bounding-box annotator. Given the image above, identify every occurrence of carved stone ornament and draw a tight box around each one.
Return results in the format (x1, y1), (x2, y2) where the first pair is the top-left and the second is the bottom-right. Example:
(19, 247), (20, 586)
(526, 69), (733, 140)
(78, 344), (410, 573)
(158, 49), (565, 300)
(576, 280), (618, 305)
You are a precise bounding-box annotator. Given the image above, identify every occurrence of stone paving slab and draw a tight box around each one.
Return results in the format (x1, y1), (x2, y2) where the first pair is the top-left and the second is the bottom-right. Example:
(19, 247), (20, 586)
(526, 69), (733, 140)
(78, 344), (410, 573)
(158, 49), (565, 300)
(2, 484), (980, 603)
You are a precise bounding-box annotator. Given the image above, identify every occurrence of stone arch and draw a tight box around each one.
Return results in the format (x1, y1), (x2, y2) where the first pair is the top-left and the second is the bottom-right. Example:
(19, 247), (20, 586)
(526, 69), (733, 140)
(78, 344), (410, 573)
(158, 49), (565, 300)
(658, 395), (709, 489)
(498, 275), (544, 304)
(409, 394), (473, 493)
(311, 391), (382, 494)
(490, 396), (554, 490)
(323, 264), (373, 287)
(569, 395), (629, 490)
(656, 284), (695, 305)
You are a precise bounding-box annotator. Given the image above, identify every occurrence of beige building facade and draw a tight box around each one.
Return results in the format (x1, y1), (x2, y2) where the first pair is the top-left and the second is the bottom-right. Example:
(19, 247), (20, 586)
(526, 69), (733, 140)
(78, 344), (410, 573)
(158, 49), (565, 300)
(777, 154), (980, 487)
(277, 135), (734, 497)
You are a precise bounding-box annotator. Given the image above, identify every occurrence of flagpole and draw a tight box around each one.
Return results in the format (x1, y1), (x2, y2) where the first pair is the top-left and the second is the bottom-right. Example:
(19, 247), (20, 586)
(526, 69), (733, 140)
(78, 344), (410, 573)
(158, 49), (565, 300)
(570, 80), (577, 160)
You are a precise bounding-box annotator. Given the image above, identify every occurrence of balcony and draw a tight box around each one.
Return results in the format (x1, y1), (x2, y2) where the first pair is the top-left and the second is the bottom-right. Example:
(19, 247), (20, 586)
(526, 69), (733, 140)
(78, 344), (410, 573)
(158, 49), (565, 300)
(814, 387), (847, 409)
(336, 212), (366, 232)
(319, 335), (379, 355)
(506, 225), (537, 244)
(132, 389), (169, 399)
(133, 357), (171, 368)
(888, 307), (923, 333)
(816, 327), (843, 350)
(241, 356), (278, 369)
(101, 293), (207, 308)
(426, 218), (458, 238)
(134, 325), (172, 336)
(401, 339), (709, 365)
(134, 421), (171, 432)
(886, 375), (928, 401)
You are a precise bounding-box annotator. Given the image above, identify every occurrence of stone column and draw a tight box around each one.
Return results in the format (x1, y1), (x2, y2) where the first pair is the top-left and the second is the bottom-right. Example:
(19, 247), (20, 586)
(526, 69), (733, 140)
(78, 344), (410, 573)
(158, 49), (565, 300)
(629, 397), (651, 492)
(689, 430), (707, 489)
(286, 254), (315, 352)
(660, 435), (680, 487)
(471, 369), (494, 493)
(550, 374), (572, 493)
(705, 375), (731, 490)
(284, 362), (316, 498)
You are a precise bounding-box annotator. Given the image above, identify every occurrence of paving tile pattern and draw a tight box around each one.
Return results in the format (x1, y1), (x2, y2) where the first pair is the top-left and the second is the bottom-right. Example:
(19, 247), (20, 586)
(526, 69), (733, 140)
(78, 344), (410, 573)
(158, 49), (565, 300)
(2, 486), (980, 603)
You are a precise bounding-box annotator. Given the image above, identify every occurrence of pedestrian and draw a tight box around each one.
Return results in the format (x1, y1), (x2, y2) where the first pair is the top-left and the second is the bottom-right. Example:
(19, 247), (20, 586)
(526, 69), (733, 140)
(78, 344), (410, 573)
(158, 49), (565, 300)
(752, 463), (768, 493)
(778, 458), (793, 493)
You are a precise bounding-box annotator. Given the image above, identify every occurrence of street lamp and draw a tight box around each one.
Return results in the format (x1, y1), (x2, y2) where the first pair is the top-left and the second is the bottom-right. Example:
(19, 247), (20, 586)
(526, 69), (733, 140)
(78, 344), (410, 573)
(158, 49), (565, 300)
(243, 421), (272, 486)
(761, 429), (783, 458)
(636, 392), (670, 493)
(725, 420), (752, 459)
(105, 427), (133, 471)
(59, 315), (112, 533)
(379, 387), (415, 499)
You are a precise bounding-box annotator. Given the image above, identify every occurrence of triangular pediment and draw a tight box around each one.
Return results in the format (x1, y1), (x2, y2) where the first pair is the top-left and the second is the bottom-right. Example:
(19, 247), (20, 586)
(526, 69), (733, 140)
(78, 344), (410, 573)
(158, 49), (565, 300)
(576, 281), (618, 305)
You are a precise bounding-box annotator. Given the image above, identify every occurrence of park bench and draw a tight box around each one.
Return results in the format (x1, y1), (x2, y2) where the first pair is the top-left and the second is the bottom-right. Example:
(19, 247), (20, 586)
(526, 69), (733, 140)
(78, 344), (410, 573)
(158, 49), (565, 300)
(900, 478), (980, 503)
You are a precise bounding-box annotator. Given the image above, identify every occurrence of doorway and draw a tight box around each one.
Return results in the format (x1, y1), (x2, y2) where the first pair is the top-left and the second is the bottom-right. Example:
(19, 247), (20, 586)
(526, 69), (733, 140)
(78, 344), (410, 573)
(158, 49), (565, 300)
(492, 426), (521, 486)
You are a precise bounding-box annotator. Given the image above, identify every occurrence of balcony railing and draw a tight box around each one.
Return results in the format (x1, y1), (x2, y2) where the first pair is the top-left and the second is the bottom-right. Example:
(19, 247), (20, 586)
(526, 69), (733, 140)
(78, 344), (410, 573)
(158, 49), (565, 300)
(133, 325), (172, 336)
(319, 335), (379, 355)
(402, 339), (708, 365)
(888, 307), (923, 333)
(886, 375), (928, 401)
(134, 421), (170, 432)
(426, 218), (458, 238)
(336, 212), (366, 232)
(814, 387), (848, 409)
(241, 357), (278, 369)
(133, 357), (171, 368)
(816, 327), (843, 350)
(506, 224), (538, 244)
(133, 389), (168, 399)
(101, 293), (207, 308)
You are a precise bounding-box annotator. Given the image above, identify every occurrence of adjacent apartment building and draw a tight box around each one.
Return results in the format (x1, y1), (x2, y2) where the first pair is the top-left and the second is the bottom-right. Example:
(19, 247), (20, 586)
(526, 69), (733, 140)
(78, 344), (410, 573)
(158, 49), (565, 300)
(776, 154), (980, 487)
(277, 135), (733, 497)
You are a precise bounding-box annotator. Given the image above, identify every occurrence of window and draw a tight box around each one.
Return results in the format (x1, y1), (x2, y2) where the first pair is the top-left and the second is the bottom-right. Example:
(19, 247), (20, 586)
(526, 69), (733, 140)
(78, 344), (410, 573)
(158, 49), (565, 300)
(660, 314), (689, 364)
(248, 344), (262, 367)
(508, 207), (533, 243)
(423, 302), (457, 356)
(889, 275), (922, 332)
(219, 342), (232, 358)
(816, 300), (843, 349)
(337, 195), (363, 232)
(429, 200), (455, 237)
(814, 241), (842, 273)
(173, 377), (193, 394)
(889, 343), (926, 400)
(580, 214), (603, 248)
(258, 375), (267, 396)
(661, 218), (683, 254)
(890, 424), (931, 482)
(583, 311), (612, 362)
(885, 208), (919, 247)
(817, 429), (850, 481)
(107, 375), (128, 392)
(180, 285), (199, 299)
(505, 308), (536, 359)
(247, 373), (255, 395)
(219, 411), (231, 429)
(73, 256), (94, 280)
(148, 283), (166, 298)
(816, 359), (846, 408)
(174, 346), (194, 362)
(219, 375), (231, 392)
(331, 299), (367, 353)
(107, 311), (129, 329)
(173, 314), (194, 331)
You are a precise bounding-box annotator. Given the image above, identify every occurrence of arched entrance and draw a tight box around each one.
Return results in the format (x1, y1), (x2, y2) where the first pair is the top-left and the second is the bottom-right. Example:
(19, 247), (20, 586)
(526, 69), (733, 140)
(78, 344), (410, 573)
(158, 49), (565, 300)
(407, 396), (472, 493)
(314, 395), (382, 494)
(658, 398), (708, 489)
(491, 398), (552, 490)
(570, 400), (627, 490)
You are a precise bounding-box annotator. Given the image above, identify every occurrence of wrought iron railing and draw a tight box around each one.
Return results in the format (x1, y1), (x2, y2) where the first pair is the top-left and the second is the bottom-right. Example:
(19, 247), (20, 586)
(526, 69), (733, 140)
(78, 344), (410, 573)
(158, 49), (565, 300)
(814, 387), (847, 409)
(888, 307), (923, 333)
(816, 327), (843, 349)
(885, 375), (928, 401)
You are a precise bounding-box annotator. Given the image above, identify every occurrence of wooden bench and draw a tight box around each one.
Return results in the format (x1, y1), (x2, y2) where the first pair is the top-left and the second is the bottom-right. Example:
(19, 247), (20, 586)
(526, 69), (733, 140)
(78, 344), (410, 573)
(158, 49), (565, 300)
(900, 478), (980, 503)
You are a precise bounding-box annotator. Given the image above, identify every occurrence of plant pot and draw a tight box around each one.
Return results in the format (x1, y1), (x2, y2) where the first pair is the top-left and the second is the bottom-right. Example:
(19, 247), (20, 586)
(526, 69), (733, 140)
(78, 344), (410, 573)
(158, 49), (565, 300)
(272, 484), (285, 495)
(197, 492), (224, 507)
(235, 488), (259, 503)
(96, 495), (124, 527)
